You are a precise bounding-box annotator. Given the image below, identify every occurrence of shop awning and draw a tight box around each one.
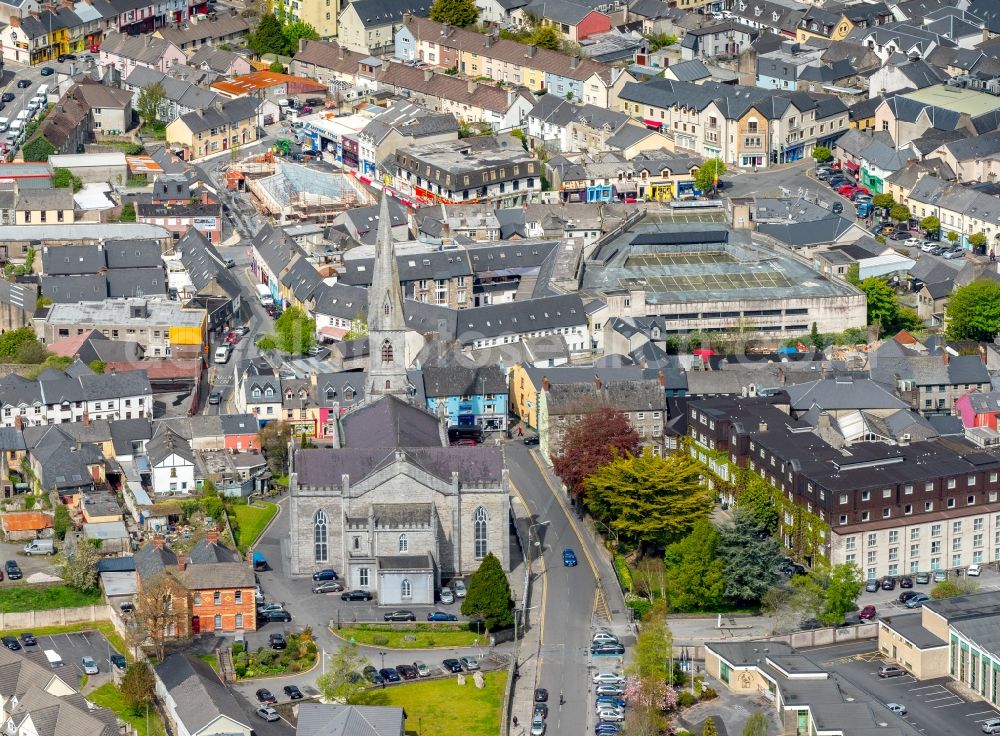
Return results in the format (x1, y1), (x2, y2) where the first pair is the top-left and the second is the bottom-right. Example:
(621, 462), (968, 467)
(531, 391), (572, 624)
(643, 119), (663, 129)
(844, 160), (860, 172)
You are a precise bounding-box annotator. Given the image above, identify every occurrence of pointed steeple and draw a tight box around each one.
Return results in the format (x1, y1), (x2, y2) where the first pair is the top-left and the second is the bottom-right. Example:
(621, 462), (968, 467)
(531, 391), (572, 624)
(367, 196), (409, 397)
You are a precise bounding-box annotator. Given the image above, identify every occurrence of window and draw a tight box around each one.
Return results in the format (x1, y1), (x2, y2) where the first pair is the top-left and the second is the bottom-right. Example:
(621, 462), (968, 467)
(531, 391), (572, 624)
(846, 537), (856, 551)
(359, 568), (369, 586)
(314, 509), (328, 563)
(193, 593), (201, 605)
(867, 533), (877, 546)
(214, 614), (222, 630)
(213, 591), (221, 605)
(911, 528), (920, 540)
(398, 533), (408, 553)
(910, 544), (919, 558)
(401, 579), (411, 598)
(932, 524), (941, 537)
(381, 339), (394, 363)
(353, 536), (360, 550)
(474, 506), (489, 559)
(235, 613), (243, 629)
(235, 590), (242, 604)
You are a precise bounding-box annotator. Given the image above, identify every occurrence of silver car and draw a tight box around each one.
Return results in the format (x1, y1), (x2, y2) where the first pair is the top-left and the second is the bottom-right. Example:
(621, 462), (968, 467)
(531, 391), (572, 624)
(81, 656), (99, 675)
(440, 587), (455, 604)
(530, 717), (546, 736)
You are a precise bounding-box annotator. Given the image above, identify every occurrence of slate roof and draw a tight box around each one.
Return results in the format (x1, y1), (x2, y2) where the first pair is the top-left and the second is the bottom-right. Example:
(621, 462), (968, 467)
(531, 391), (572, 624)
(421, 365), (507, 397)
(546, 378), (665, 413)
(347, 0), (432, 28)
(176, 97), (259, 134)
(146, 426), (195, 467)
(178, 229), (240, 299)
(155, 654), (250, 735)
(42, 245), (103, 275)
(295, 444), (505, 487)
(7, 687), (116, 736)
(786, 377), (910, 411)
(340, 395), (443, 448)
(296, 703), (405, 736)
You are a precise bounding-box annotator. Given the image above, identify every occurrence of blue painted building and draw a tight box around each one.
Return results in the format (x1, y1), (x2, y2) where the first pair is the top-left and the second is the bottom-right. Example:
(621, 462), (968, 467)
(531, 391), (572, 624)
(422, 365), (509, 432)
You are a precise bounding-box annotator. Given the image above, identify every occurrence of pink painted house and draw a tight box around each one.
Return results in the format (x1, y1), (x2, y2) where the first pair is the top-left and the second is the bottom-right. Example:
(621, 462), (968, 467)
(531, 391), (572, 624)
(955, 391), (1000, 430)
(99, 31), (185, 75)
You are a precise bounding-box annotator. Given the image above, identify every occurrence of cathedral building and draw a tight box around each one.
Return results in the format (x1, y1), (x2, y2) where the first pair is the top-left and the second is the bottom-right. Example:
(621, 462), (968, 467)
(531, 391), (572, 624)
(287, 196), (510, 603)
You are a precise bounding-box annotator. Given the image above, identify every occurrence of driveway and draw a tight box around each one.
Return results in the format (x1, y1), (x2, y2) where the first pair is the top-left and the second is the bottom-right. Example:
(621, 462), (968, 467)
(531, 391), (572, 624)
(0, 540), (59, 579)
(806, 641), (1000, 736)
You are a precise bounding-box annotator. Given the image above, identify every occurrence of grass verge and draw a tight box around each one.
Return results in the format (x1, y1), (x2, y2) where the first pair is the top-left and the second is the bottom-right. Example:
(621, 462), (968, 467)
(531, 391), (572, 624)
(381, 670), (505, 736)
(332, 623), (482, 649)
(197, 653), (220, 672)
(88, 683), (166, 736)
(0, 621), (131, 664)
(0, 585), (102, 613)
(229, 502), (277, 553)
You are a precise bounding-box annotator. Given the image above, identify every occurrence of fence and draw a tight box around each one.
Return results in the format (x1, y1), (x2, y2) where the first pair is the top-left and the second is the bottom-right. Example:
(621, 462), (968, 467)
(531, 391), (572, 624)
(0, 603), (112, 630)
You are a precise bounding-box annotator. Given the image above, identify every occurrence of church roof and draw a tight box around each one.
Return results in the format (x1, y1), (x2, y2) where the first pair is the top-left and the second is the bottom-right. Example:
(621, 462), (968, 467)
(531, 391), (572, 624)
(294, 446), (504, 487)
(340, 395), (443, 448)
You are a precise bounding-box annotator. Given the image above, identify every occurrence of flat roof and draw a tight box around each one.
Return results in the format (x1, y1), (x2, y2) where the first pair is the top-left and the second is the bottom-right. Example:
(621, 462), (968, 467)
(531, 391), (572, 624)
(0, 224), (170, 240)
(45, 298), (206, 327)
(901, 84), (1000, 116)
(50, 152), (127, 168)
(880, 613), (947, 649)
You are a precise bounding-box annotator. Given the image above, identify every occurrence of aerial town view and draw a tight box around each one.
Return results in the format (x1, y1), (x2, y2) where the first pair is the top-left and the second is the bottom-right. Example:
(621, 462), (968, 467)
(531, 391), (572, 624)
(4, 0), (1000, 733)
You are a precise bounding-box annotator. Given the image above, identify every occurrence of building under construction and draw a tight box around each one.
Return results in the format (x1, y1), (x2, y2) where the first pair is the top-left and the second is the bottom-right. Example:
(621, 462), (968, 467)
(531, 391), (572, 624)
(226, 156), (373, 224)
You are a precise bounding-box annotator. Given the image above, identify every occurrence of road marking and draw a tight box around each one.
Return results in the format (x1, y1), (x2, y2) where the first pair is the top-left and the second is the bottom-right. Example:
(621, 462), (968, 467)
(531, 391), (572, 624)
(924, 695), (958, 702)
(932, 701), (965, 708)
(965, 710), (1000, 718)
(909, 685), (946, 692)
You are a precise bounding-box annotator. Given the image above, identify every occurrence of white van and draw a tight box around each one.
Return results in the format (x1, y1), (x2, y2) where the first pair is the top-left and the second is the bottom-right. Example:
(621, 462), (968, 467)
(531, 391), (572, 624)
(0, 118), (10, 133)
(15, 110), (29, 122)
(256, 283), (274, 306)
(9, 121), (23, 136)
(36, 84), (48, 98)
(213, 345), (230, 364)
(30, 95), (44, 109)
(43, 649), (63, 668)
(23, 538), (52, 555)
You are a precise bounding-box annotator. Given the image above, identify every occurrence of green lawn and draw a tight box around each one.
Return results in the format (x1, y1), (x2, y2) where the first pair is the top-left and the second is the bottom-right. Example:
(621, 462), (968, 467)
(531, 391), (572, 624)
(197, 653), (220, 672)
(88, 683), (166, 736)
(0, 622), (132, 664)
(333, 624), (482, 649)
(229, 502), (277, 553)
(0, 585), (103, 613)
(381, 670), (505, 736)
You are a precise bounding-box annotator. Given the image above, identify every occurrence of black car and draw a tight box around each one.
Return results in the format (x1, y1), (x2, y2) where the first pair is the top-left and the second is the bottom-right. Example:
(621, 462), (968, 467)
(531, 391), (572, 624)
(379, 667), (401, 682)
(591, 643), (625, 655)
(865, 579), (880, 593)
(110, 654), (127, 670)
(5, 561), (22, 580)
(899, 591), (919, 604)
(442, 658), (463, 673)
(534, 703), (549, 719)
(899, 576), (913, 589)
(283, 685), (303, 700)
(1, 636), (20, 651)
(256, 688), (277, 704)
(881, 577), (897, 591)
(384, 610), (416, 622)
(19, 633), (36, 646)
(363, 665), (385, 684)
(260, 609), (292, 623)
(396, 664), (418, 680)
(799, 618), (823, 630)
(831, 202), (843, 215)
(0, 93), (13, 103)
(523, 435), (540, 446)
(15, 80), (30, 88)
(341, 590), (373, 601)
(269, 634), (287, 650)
(39, 67), (54, 76)
(208, 391), (222, 405)
(889, 230), (910, 241)
(312, 568), (338, 581)
(534, 688), (549, 702)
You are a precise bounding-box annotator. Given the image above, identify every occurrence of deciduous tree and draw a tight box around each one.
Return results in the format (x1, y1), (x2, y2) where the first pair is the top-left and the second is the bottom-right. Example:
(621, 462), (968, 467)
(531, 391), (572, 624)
(281, 20), (319, 53)
(946, 280), (1000, 341)
(629, 602), (671, 683)
(429, 0), (479, 26)
(0, 328), (41, 361)
(551, 403), (638, 499)
(120, 661), (156, 713)
(271, 305), (317, 355)
(969, 232), (988, 250)
(735, 472), (778, 534)
(460, 552), (513, 630)
(871, 193), (894, 210)
(821, 563), (863, 625)
(584, 450), (713, 547)
(136, 83), (166, 130)
(663, 519), (725, 611)
(742, 711), (769, 736)
(259, 421), (292, 476)
(136, 573), (188, 661)
(694, 158), (726, 194)
(889, 203), (911, 223)
(53, 503), (70, 540)
(530, 25), (562, 49)
(919, 215), (940, 237)
(859, 277), (897, 328)
(60, 541), (99, 592)
(811, 146), (832, 163)
(316, 643), (386, 704)
(718, 512), (781, 603)
(249, 13), (286, 55)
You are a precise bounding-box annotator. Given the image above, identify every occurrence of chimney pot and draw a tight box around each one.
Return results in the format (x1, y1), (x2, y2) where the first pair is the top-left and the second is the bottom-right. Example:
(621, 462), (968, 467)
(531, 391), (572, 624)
(542, 375), (551, 391)
(658, 370), (665, 388)
(206, 528), (220, 545)
(594, 374), (602, 390)
(152, 534), (165, 550)
(177, 554), (186, 571)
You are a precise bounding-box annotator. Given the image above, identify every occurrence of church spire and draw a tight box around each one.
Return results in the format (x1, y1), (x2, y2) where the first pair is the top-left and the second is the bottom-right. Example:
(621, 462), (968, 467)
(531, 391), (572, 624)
(368, 195), (408, 397)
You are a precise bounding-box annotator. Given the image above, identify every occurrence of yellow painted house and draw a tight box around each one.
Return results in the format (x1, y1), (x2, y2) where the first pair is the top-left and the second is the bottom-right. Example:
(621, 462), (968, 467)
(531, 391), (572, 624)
(795, 8), (853, 43)
(166, 97), (260, 162)
(509, 363), (544, 429)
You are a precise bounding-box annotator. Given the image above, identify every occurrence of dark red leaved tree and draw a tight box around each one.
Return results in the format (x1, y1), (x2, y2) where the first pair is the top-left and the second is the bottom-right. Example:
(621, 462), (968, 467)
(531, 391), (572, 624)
(551, 405), (639, 499)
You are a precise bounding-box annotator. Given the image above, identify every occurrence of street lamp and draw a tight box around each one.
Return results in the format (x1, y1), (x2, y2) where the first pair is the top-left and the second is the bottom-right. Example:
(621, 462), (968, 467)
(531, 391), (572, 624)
(526, 521), (550, 580)
(594, 519), (619, 548)
(379, 650), (386, 670)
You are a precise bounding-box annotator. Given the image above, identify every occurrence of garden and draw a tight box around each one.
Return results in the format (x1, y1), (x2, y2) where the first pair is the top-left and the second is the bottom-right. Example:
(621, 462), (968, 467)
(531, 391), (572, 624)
(232, 628), (317, 678)
(332, 623), (482, 649)
(0, 584), (103, 613)
(227, 501), (278, 553)
(380, 670), (505, 736)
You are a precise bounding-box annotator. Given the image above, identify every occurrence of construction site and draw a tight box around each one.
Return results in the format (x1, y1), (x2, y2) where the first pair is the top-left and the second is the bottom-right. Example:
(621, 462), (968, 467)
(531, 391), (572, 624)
(225, 153), (374, 224)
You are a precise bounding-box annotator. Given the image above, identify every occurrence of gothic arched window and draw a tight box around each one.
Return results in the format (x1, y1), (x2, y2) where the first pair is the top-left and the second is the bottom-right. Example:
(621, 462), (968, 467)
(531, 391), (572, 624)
(474, 506), (488, 559)
(399, 533), (408, 552)
(381, 339), (394, 363)
(313, 509), (328, 562)
(401, 578), (412, 598)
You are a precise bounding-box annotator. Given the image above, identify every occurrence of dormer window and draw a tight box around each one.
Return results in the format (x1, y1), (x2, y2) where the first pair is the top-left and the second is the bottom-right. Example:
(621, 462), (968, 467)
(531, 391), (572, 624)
(326, 388), (336, 400)
(264, 387), (274, 397)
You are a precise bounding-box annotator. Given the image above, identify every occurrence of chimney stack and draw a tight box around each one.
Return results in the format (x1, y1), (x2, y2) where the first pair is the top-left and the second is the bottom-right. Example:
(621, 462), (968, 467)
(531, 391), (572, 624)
(206, 527), (220, 545)
(338, 44), (345, 60)
(542, 375), (551, 391)
(152, 534), (165, 550)
(424, 68), (434, 82)
(176, 554), (186, 571)
(658, 370), (665, 388)
(82, 412), (90, 426)
(759, 421), (768, 432)
(594, 374), (602, 391)
(468, 79), (477, 94)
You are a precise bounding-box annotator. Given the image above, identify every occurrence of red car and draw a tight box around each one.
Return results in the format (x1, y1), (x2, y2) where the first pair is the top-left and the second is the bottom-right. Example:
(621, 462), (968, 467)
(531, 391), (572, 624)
(225, 332), (240, 345)
(859, 605), (877, 620)
(853, 184), (870, 195)
(837, 184), (857, 197)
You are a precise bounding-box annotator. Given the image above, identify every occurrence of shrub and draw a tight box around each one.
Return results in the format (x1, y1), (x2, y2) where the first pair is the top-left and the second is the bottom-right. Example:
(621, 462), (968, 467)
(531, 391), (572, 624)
(288, 660), (302, 672)
(371, 635), (389, 646)
(626, 596), (652, 620)
(701, 687), (718, 701)
(614, 555), (633, 593)
(677, 691), (697, 708)
(254, 649), (278, 665)
(232, 642), (245, 655)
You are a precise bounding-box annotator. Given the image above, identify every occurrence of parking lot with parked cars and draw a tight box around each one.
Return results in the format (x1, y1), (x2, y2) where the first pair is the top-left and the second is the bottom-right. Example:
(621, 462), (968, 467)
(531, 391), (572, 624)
(11, 630), (126, 684)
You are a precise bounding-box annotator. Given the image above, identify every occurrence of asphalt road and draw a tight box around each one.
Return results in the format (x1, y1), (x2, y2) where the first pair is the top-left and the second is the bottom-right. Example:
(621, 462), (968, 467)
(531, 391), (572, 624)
(505, 442), (606, 736)
(0, 61), (57, 155)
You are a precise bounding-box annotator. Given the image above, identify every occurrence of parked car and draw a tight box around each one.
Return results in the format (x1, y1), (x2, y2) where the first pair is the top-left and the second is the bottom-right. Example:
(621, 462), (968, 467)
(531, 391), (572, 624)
(597, 709), (625, 723)
(906, 593), (931, 608)
(427, 611), (458, 622)
(982, 717), (1000, 733)
(39, 67), (53, 76)
(878, 664), (906, 678)
(864, 579), (880, 593)
(898, 591), (919, 604)
(312, 569), (338, 581)
(859, 605), (877, 620)
(562, 548), (578, 567)
(595, 724), (621, 735)
(233, 325), (250, 336)
(257, 603), (284, 615)
(969, 563), (983, 576)
(596, 696), (626, 710)
(256, 707), (280, 722)
(0, 93), (12, 103)
(595, 684), (625, 697)
(256, 688), (277, 704)
(915, 571), (930, 584)
(283, 685), (303, 700)
(208, 391), (222, 405)
(341, 590), (373, 601)
(384, 610), (416, 622)
(1, 636), (20, 651)
(396, 664), (418, 680)
(534, 688), (549, 702)
(523, 435), (540, 446)
(831, 202), (843, 214)
(442, 658), (463, 673)
(15, 80), (30, 88)
(81, 657), (99, 675)
(933, 570), (948, 582)
(889, 230), (910, 241)
(454, 581), (467, 597)
(379, 667), (401, 682)
(225, 332), (240, 345)
(593, 672), (626, 685)
(531, 716), (546, 736)
(19, 633), (36, 646)
(904, 237), (923, 247)
(881, 577), (897, 590)
(363, 665), (384, 684)
(944, 247), (965, 259)
(592, 643), (626, 655)
(110, 654), (127, 670)
(920, 241), (938, 252)
(260, 609), (292, 622)
(534, 702), (549, 719)
(439, 587), (455, 604)
(460, 656), (480, 671)
(592, 631), (620, 645)
(312, 581), (343, 594)
(414, 661), (430, 677)
(886, 703), (907, 716)
(269, 634), (287, 650)
(899, 576), (913, 589)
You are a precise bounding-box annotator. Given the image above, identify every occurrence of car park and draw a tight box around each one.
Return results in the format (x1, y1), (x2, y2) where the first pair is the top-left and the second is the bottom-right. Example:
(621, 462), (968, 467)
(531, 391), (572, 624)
(878, 664), (906, 678)
(341, 589), (373, 601)
(969, 563), (983, 576)
(562, 548), (578, 566)
(886, 703), (906, 716)
(256, 707), (280, 722)
(379, 667), (401, 682)
(81, 657), (99, 675)
(312, 569), (338, 581)
(283, 685), (303, 699)
(460, 656), (480, 671)
(442, 659), (463, 673)
(256, 688), (277, 703)
(427, 611), (457, 621)
(269, 634), (287, 650)
(396, 664), (418, 680)
(363, 666), (384, 684)
(905, 593), (931, 608)
(312, 581), (343, 593)
(439, 587), (454, 604)
(1, 636), (20, 651)
(414, 661), (430, 677)
(384, 610), (416, 622)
